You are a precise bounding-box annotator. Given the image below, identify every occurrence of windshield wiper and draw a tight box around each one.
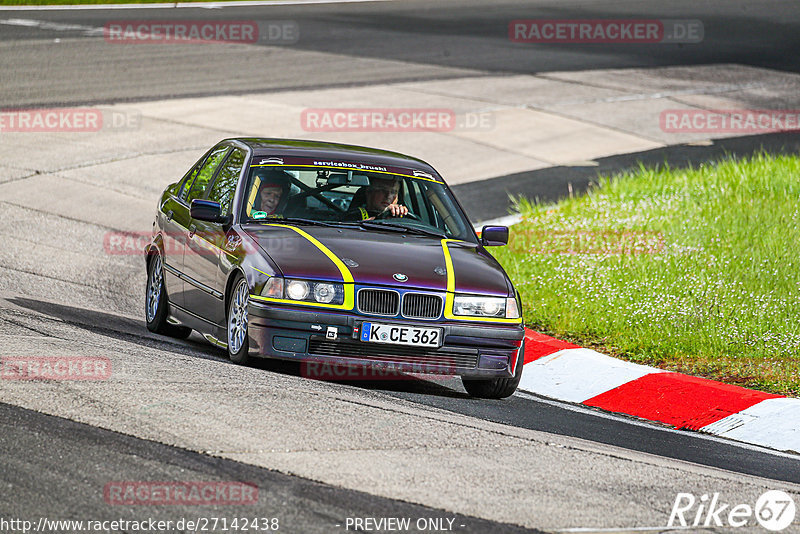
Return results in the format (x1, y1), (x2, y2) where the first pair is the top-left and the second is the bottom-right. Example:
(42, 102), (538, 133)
(356, 220), (446, 238)
(262, 217), (342, 228)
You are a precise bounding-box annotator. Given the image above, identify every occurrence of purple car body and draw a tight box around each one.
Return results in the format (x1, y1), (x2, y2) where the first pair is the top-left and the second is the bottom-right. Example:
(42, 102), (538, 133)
(145, 138), (525, 398)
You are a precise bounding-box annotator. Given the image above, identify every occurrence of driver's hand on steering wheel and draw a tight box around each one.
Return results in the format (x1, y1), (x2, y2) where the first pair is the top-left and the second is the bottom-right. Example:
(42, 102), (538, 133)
(383, 204), (409, 218)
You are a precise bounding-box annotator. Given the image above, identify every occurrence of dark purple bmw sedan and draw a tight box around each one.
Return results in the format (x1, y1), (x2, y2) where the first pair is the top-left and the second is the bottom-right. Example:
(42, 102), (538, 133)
(145, 138), (525, 398)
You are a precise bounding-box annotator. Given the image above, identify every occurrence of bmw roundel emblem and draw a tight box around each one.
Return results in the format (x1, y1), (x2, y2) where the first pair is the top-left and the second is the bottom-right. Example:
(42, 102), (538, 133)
(393, 273), (408, 282)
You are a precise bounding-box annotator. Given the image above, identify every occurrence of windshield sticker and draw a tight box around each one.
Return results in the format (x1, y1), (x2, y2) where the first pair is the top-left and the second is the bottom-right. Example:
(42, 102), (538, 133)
(251, 156), (442, 182)
(312, 160), (388, 172)
(251, 211), (268, 220)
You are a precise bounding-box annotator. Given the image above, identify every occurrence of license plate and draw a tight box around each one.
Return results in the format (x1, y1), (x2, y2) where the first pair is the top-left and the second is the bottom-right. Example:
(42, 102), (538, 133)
(360, 322), (441, 348)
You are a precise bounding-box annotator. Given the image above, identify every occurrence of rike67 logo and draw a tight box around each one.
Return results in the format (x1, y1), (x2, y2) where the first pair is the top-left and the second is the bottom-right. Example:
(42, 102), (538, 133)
(669, 491), (796, 531)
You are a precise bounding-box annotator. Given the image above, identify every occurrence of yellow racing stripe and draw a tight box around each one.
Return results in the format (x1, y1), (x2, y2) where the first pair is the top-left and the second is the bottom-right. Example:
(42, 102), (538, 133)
(249, 224), (354, 310)
(441, 239), (522, 324)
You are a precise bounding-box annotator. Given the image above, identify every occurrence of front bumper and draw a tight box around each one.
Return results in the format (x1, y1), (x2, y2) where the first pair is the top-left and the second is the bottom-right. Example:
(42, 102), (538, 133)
(247, 301), (524, 378)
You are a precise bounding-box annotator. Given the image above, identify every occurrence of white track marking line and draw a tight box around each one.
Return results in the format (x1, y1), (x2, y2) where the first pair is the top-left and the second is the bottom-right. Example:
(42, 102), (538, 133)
(0, 17), (104, 35)
(473, 213), (522, 228)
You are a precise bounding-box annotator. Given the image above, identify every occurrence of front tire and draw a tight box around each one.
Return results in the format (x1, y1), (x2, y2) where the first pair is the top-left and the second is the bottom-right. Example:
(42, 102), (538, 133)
(461, 339), (525, 399)
(145, 253), (191, 339)
(227, 275), (251, 364)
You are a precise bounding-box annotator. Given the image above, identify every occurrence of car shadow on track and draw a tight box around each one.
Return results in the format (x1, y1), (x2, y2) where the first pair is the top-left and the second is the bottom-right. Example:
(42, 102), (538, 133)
(301, 372), (469, 399)
(248, 356), (468, 399)
(7, 296), (468, 399)
(7, 296), (226, 361)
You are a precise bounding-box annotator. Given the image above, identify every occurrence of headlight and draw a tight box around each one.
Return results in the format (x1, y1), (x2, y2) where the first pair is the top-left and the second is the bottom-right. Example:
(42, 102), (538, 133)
(453, 295), (520, 319)
(313, 283), (337, 304)
(263, 277), (344, 305)
(286, 280), (310, 300)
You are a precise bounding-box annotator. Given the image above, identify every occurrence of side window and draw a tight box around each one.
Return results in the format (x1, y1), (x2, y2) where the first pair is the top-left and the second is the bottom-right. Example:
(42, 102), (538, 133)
(185, 145), (229, 204)
(178, 165), (201, 200)
(207, 148), (245, 217)
(177, 150), (210, 201)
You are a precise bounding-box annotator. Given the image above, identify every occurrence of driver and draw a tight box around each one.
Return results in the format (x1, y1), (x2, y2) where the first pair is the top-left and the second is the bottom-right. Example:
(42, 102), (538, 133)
(344, 176), (409, 221)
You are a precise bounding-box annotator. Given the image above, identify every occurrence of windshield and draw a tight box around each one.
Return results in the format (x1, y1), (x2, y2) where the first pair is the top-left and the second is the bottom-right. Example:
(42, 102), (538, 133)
(239, 161), (477, 243)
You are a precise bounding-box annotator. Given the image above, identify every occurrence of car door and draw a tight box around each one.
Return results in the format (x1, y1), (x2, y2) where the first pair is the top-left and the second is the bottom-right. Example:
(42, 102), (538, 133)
(160, 155), (206, 309)
(183, 146), (245, 325)
(191, 148), (246, 325)
(176, 144), (231, 312)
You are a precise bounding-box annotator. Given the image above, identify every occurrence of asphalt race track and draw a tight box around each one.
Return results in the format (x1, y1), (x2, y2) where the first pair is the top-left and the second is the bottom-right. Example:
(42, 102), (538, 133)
(1, 1), (800, 532)
(3, 0), (800, 108)
(0, 401), (535, 534)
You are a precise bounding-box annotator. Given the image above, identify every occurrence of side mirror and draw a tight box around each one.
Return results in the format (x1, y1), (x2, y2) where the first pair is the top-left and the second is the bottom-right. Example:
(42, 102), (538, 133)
(191, 199), (228, 224)
(480, 225), (508, 246)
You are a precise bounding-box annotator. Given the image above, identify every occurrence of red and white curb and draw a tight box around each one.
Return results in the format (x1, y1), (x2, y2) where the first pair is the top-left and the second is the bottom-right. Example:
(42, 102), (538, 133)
(519, 329), (800, 454)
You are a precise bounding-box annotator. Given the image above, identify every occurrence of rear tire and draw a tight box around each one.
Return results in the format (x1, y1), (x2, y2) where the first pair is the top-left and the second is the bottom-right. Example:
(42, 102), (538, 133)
(227, 275), (251, 365)
(461, 339), (525, 399)
(145, 253), (192, 339)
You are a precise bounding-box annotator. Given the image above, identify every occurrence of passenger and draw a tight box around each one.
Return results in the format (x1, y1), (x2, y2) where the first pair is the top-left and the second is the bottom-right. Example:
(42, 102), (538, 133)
(251, 170), (291, 217)
(345, 176), (409, 221)
(258, 183), (283, 215)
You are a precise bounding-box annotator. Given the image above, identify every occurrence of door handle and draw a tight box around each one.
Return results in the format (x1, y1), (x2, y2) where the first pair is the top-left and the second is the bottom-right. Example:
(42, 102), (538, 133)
(189, 225), (196, 238)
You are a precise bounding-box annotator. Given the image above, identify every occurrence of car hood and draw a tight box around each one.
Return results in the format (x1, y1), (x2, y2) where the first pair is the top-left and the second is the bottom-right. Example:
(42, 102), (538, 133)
(244, 225), (511, 296)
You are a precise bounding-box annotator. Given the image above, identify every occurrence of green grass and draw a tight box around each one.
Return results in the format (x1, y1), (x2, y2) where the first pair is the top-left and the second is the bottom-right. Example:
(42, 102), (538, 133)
(494, 153), (800, 396)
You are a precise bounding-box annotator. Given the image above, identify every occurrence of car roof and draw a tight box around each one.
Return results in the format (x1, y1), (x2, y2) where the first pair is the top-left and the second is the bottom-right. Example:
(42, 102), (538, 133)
(229, 137), (442, 179)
